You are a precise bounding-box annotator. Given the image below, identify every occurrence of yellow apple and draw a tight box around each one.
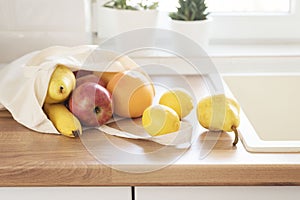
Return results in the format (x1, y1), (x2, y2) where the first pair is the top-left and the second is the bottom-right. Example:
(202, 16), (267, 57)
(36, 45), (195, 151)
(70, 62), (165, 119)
(44, 65), (76, 103)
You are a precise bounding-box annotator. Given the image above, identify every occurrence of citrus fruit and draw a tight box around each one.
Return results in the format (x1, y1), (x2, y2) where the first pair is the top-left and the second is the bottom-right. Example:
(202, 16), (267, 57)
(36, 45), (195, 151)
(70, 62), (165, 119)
(159, 88), (194, 119)
(93, 54), (139, 85)
(107, 70), (155, 118)
(142, 104), (180, 136)
(93, 72), (118, 87)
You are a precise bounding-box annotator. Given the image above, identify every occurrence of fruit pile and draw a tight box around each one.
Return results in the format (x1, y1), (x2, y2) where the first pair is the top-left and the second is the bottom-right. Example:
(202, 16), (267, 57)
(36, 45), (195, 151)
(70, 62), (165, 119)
(144, 91), (241, 146)
(43, 64), (155, 138)
(142, 89), (194, 137)
(43, 64), (241, 146)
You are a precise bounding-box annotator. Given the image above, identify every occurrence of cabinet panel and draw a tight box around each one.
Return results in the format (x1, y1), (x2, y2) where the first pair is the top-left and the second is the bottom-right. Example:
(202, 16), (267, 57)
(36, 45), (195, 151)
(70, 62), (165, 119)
(136, 186), (300, 200)
(0, 187), (131, 200)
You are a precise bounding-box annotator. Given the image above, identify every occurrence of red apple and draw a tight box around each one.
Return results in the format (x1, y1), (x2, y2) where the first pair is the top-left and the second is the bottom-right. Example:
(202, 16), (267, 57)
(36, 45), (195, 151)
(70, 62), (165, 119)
(73, 70), (92, 78)
(69, 82), (113, 126)
(76, 74), (106, 88)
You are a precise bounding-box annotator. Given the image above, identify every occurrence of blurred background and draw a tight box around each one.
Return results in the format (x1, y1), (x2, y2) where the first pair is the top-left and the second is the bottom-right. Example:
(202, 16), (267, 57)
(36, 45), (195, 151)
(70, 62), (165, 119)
(0, 0), (297, 63)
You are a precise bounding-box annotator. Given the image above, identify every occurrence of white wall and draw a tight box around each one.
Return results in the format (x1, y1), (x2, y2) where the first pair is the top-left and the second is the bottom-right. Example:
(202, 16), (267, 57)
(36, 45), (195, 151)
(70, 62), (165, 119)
(0, 0), (93, 63)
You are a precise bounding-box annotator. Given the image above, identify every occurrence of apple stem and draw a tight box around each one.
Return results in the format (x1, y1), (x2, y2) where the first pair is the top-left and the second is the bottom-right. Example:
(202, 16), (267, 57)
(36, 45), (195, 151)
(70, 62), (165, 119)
(59, 86), (64, 93)
(72, 130), (80, 137)
(94, 106), (101, 114)
(231, 126), (239, 146)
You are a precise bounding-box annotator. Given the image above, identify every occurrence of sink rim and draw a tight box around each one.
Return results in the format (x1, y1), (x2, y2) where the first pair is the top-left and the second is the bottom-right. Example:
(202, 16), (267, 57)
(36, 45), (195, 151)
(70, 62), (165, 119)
(239, 110), (300, 153)
(223, 74), (300, 153)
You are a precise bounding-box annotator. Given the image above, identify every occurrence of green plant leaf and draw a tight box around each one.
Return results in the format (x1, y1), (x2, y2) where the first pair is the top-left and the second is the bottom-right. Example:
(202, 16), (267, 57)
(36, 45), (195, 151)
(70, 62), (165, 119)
(103, 0), (156, 10)
(169, 0), (208, 21)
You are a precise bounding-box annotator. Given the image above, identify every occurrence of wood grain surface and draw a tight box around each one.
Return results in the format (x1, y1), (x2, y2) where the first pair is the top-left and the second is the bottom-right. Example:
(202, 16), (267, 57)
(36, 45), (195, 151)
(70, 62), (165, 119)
(0, 75), (300, 186)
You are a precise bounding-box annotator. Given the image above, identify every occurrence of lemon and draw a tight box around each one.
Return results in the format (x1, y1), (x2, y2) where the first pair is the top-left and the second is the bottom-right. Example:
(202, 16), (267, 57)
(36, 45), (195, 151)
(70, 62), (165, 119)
(159, 88), (194, 119)
(142, 105), (180, 136)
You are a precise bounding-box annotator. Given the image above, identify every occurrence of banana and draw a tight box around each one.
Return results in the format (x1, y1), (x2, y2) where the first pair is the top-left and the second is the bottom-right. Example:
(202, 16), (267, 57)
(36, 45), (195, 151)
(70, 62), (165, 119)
(45, 65), (76, 104)
(43, 103), (82, 137)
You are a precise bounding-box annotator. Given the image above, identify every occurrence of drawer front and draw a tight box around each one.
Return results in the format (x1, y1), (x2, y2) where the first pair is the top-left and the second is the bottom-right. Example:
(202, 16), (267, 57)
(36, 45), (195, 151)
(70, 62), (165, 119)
(0, 187), (131, 200)
(136, 186), (300, 200)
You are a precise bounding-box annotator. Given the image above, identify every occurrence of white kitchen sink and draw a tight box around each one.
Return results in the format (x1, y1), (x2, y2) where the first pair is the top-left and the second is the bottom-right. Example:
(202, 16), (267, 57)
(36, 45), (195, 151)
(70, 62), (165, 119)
(223, 74), (300, 152)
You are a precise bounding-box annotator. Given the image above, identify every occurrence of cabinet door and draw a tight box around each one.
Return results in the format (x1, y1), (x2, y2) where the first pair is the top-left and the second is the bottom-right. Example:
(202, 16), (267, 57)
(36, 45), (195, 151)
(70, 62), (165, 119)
(136, 186), (300, 200)
(0, 187), (131, 200)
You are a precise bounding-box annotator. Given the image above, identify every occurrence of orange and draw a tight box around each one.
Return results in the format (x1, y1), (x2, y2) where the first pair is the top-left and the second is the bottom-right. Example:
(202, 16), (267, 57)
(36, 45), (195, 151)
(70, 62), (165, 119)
(93, 55), (140, 85)
(107, 70), (155, 118)
(93, 72), (118, 86)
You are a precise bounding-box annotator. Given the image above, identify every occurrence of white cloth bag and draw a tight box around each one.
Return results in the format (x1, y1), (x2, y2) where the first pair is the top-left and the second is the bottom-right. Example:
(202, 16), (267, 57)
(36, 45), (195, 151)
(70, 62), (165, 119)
(0, 45), (193, 146)
(0, 45), (97, 133)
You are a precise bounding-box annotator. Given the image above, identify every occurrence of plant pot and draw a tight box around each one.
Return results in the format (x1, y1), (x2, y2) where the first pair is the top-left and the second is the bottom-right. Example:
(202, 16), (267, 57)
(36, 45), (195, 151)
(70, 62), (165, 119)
(97, 6), (158, 40)
(169, 18), (212, 49)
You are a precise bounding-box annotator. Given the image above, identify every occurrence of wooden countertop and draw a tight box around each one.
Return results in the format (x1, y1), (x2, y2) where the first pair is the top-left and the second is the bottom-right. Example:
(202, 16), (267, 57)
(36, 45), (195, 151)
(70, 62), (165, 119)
(0, 75), (300, 186)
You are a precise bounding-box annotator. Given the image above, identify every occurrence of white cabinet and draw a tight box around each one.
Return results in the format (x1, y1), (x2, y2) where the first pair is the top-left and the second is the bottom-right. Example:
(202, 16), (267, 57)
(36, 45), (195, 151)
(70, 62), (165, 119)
(136, 186), (300, 200)
(0, 187), (131, 200)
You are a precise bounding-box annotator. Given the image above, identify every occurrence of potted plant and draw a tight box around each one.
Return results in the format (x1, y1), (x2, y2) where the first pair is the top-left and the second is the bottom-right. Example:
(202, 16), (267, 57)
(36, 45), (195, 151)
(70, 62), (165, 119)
(169, 0), (212, 48)
(97, 0), (159, 40)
